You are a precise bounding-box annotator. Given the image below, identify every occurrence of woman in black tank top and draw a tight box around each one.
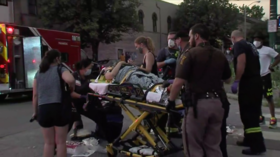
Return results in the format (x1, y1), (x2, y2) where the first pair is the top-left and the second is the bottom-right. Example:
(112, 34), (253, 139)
(133, 36), (158, 76)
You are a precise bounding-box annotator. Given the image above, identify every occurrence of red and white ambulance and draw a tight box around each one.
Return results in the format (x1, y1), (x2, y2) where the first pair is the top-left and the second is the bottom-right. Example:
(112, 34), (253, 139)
(0, 23), (82, 99)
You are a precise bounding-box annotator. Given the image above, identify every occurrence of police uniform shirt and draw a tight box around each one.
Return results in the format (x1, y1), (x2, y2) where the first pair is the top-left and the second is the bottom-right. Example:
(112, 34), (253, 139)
(176, 42), (231, 93)
(233, 40), (260, 80)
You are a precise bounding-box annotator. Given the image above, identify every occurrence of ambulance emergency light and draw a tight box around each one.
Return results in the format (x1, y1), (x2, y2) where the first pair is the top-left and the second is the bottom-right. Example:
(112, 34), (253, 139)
(278, 16), (280, 28)
(7, 27), (14, 34)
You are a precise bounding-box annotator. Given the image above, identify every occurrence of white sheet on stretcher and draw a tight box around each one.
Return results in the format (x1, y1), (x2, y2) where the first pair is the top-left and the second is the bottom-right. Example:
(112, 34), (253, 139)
(89, 83), (182, 105)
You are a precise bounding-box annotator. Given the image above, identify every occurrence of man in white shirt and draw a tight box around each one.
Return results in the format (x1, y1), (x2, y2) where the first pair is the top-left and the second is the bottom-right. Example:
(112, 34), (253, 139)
(253, 35), (280, 129)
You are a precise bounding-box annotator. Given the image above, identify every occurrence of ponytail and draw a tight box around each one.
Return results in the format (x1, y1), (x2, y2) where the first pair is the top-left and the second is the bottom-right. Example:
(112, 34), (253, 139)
(145, 37), (155, 54)
(39, 57), (50, 73)
(39, 49), (61, 73)
(134, 36), (156, 54)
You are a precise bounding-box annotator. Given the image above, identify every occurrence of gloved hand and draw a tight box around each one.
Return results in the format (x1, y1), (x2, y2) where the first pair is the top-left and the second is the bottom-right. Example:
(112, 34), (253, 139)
(166, 99), (176, 112)
(162, 80), (171, 88)
(231, 80), (239, 94)
(164, 58), (177, 65)
(80, 95), (87, 99)
(162, 80), (174, 88)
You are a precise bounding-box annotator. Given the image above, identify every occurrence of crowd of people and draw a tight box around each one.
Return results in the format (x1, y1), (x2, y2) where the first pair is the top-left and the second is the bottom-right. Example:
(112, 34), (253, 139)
(31, 23), (279, 157)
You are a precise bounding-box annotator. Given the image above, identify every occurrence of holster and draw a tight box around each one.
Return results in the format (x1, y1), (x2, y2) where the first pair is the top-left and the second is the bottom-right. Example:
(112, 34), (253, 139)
(218, 89), (230, 109)
(181, 89), (198, 118)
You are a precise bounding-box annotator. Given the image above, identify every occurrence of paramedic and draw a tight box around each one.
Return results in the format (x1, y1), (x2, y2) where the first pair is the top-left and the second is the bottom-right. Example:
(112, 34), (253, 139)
(167, 24), (232, 157)
(32, 49), (75, 157)
(253, 34), (280, 128)
(129, 36), (158, 76)
(231, 30), (266, 155)
(156, 32), (179, 79)
(71, 59), (110, 141)
(69, 59), (93, 138)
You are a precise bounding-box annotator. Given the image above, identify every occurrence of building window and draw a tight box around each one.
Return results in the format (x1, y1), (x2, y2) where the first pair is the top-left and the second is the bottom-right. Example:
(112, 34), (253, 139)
(167, 16), (172, 32)
(138, 10), (144, 25)
(0, 0), (7, 6)
(61, 52), (69, 62)
(152, 13), (157, 32)
(28, 0), (37, 15)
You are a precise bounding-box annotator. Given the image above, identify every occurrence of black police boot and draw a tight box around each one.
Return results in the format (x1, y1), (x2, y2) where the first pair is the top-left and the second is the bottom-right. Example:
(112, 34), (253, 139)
(242, 148), (266, 155)
(236, 140), (250, 147)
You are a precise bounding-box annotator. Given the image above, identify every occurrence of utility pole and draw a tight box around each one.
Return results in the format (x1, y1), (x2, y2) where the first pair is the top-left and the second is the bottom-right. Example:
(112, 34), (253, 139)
(269, 0), (278, 48)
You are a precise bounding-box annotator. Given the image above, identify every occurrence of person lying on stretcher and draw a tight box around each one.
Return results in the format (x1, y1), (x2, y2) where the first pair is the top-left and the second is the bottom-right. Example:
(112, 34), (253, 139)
(104, 61), (164, 89)
(104, 62), (184, 137)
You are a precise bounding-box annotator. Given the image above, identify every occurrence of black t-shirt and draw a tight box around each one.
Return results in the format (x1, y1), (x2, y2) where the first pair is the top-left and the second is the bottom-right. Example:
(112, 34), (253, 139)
(233, 40), (261, 80)
(73, 72), (90, 95)
(156, 47), (179, 77)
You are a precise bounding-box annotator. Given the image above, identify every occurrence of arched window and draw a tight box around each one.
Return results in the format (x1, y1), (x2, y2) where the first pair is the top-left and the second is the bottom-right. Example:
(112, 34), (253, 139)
(138, 10), (144, 25)
(167, 16), (172, 32)
(152, 13), (157, 32)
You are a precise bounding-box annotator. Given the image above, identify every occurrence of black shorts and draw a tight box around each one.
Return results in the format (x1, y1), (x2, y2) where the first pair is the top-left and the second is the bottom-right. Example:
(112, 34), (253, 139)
(262, 73), (273, 99)
(38, 103), (71, 128)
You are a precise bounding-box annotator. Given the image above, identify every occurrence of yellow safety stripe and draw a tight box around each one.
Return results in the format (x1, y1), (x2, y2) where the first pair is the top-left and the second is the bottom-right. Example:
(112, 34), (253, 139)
(165, 127), (179, 133)
(266, 88), (273, 96)
(245, 127), (262, 134)
(0, 24), (9, 83)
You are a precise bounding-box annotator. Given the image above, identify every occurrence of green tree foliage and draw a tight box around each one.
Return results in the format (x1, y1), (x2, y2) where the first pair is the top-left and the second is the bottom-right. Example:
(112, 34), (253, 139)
(176, 0), (240, 47)
(39, 0), (143, 61)
(246, 20), (269, 45)
(238, 5), (265, 20)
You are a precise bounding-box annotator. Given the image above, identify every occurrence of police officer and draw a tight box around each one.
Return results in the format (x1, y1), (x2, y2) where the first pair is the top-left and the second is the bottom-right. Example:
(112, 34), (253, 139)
(166, 24), (232, 157)
(174, 30), (190, 59)
(230, 30), (266, 155)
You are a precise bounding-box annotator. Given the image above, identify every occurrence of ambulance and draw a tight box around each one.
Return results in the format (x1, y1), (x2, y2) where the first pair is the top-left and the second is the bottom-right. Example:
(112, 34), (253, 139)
(0, 23), (82, 100)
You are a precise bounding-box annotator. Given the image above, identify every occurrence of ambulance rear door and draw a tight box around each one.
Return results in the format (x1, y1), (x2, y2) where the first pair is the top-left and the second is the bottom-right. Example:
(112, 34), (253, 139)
(22, 36), (42, 89)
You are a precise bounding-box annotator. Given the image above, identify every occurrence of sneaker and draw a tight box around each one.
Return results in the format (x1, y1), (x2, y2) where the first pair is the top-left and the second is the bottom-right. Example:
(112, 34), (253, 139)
(259, 116), (265, 125)
(269, 117), (277, 129)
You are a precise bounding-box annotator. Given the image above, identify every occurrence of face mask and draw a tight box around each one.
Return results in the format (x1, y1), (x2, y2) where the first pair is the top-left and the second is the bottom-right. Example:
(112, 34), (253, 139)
(168, 39), (175, 48)
(136, 47), (143, 54)
(231, 38), (235, 46)
(253, 41), (261, 48)
(84, 69), (91, 76)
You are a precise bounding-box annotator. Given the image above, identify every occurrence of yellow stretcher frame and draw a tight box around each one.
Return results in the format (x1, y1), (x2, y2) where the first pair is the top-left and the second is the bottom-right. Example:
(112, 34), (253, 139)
(88, 86), (184, 157)
(90, 68), (184, 156)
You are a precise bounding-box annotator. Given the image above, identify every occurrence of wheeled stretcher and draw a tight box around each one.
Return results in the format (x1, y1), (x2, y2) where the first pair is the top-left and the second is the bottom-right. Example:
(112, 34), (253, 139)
(88, 72), (185, 157)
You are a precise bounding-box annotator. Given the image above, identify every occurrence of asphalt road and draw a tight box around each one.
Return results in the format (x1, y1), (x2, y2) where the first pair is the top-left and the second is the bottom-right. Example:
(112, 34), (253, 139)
(0, 97), (280, 157)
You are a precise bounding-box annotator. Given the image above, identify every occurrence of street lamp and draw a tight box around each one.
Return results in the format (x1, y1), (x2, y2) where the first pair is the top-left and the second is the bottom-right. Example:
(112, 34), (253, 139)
(229, 0), (261, 39)
(244, 1), (261, 40)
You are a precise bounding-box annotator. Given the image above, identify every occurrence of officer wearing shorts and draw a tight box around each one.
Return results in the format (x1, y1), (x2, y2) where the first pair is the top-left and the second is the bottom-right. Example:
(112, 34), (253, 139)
(166, 24), (232, 157)
(231, 30), (266, 155)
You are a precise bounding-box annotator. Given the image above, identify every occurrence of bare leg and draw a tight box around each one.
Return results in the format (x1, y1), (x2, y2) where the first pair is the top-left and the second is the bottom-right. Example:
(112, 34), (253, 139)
(55, 125), (69, 157)
(266, 98), (275, 117)
(42, 127), (55, 157)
